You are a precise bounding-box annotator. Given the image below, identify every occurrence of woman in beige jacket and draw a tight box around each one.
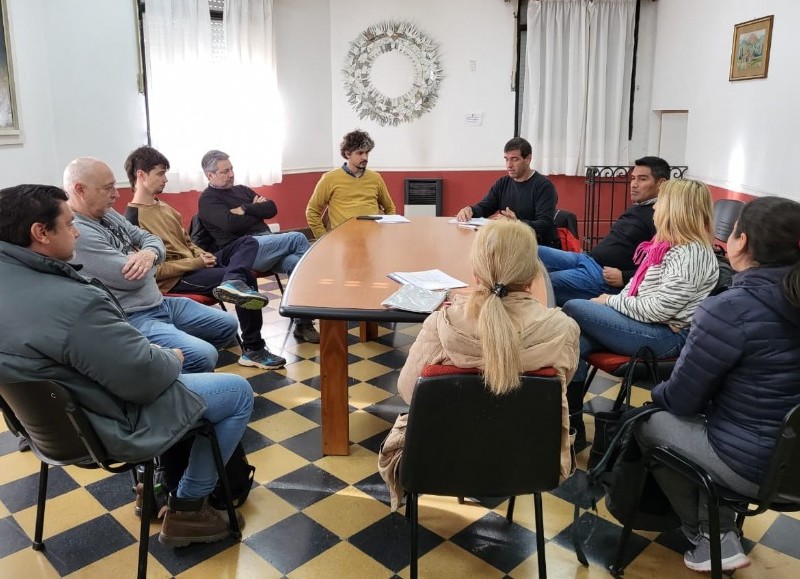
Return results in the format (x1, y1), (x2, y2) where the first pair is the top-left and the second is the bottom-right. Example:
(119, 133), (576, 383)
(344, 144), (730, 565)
(380, 221), (580, 509)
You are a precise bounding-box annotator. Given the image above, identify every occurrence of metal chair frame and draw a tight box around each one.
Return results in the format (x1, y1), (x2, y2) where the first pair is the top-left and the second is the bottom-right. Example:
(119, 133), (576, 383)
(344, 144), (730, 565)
(0, 380), (241, 579)
(399, 370), (563, 578)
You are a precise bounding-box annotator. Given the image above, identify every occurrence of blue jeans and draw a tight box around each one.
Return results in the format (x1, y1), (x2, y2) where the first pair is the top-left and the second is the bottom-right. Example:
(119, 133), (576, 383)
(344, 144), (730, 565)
(538, 246), (616, 306)
(128, 297), (239, 373)
(175, 373), (254, 499)
(562, 299), (689, 384)
(252, 232), (309, 276)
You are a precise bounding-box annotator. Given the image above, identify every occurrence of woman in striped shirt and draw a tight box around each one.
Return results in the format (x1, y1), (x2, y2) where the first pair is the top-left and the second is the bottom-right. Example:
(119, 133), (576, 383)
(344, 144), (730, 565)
(563, 179), (719, 440)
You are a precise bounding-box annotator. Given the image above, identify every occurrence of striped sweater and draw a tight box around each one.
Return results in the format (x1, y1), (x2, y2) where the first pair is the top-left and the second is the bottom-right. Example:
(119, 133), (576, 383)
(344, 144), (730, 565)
(606, 242), (718, 331)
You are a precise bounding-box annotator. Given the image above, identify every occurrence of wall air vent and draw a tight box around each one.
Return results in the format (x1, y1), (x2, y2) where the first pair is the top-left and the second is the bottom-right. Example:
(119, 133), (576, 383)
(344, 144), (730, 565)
(404, 178), (443, 217)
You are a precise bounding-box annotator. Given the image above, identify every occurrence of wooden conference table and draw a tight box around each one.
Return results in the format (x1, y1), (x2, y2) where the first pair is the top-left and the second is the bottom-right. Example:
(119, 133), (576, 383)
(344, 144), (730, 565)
(279, 216), (548, 455)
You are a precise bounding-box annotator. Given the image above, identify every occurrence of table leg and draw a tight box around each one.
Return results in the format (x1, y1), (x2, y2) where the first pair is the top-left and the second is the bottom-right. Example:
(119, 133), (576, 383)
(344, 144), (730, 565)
(319, 319), (350, 455)
(359, 321), (379, 342)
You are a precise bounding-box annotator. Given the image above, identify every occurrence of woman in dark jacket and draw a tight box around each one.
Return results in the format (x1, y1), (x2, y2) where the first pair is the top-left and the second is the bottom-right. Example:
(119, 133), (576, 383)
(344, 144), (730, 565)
(637, 196), (800, 572)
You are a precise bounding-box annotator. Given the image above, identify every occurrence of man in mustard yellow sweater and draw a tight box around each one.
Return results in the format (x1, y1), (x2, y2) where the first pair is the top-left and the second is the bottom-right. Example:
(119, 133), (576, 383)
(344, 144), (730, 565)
(305, 130), (396, 238)
(124, 146), (286, 371)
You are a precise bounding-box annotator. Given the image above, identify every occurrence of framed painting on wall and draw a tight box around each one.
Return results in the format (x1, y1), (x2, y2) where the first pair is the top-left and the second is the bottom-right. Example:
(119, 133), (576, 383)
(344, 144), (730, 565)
(1, 0), (19, 135)
(729, 15), (774, 81)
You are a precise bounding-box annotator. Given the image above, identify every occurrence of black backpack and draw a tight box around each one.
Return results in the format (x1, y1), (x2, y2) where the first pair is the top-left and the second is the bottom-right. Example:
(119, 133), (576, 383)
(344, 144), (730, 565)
(138, 440), (256, 517)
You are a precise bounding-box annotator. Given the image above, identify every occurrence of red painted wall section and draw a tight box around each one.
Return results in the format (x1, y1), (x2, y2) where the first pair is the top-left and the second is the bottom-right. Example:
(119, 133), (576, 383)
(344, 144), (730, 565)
(112, 171), (757, 232)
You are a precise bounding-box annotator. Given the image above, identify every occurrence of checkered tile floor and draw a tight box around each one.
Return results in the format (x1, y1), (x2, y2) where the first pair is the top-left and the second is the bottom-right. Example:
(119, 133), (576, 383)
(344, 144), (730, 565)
(2, 276), (800, 577)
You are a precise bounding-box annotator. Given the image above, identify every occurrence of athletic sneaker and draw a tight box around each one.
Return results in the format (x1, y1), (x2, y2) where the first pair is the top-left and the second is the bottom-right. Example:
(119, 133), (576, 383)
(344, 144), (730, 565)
(238, 348), (286, 370)
(680, 524), (703, 546)
(683, 531), (751, 572)
(293, 320), (320, 343)
(212, 280), (269, 310)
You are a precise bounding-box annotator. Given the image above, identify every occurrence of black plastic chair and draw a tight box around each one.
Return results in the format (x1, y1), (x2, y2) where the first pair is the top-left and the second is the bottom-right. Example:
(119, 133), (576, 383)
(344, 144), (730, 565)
(713, 199), (744, 244)
(610, 402), (800, 578)
(0, 380), (241, 579)
(399, 372), (563, 578)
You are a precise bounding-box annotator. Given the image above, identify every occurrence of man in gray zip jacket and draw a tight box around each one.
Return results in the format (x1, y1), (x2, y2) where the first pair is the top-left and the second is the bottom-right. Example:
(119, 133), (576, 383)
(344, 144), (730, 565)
(0, 184), (253, 547)
(63, 157), (239, 373)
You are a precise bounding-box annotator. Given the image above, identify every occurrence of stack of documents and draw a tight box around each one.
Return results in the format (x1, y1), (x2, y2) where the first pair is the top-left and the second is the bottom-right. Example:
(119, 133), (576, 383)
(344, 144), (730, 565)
(381, 284), (448, 313)
(447, 217), (489, 227)
(387, 269), (468, 291)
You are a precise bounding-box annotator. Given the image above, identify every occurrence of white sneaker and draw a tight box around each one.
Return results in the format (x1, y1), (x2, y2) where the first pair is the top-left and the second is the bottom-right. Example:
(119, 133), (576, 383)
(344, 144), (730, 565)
(683, 531), (751, 572)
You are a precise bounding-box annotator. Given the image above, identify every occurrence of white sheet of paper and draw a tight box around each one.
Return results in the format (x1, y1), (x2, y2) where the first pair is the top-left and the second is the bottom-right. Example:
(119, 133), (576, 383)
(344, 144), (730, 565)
(447, 217), (489, 226)
(388, 269), (468, 291)
(372, 215), (410, 223)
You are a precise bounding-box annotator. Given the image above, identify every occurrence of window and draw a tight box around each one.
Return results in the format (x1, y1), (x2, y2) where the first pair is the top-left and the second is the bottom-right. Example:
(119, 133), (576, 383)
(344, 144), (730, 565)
(138, 0), (284, 190)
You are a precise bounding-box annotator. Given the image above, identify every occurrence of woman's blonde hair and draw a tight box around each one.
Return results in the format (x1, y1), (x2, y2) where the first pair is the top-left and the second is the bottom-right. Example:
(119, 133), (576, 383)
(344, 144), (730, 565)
(653, 178), (714, 246)
(467, 220), (541, 395)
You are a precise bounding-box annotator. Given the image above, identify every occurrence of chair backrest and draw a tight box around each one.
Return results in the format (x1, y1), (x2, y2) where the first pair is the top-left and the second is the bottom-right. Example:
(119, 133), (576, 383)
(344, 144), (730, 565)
(400, 373), (563, 498)
(554, 209), (582, 253)
(713, 199), (744, 243)
(0, 380), (111, 468)
(758, 403), (800, 505)
(189, 214), (219, 253)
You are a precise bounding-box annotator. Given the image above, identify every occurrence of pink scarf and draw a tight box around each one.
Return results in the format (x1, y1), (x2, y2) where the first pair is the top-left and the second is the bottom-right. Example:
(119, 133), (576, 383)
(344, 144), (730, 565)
(627, 239), (672, 297)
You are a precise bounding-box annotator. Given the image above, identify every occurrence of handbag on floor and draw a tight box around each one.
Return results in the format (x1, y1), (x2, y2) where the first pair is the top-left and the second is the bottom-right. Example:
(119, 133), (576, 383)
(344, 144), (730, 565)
(586, 346), (659, 470)
(572, 405), (680, 566)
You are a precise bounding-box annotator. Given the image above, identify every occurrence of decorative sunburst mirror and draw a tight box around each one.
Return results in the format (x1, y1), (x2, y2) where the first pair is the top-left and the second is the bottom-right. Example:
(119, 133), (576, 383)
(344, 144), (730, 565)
(343, 21), (443, 127)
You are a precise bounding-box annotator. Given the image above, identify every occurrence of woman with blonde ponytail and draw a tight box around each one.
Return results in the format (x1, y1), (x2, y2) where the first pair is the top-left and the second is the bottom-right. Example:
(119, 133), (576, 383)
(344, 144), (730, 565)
(395, 220), (579, 480)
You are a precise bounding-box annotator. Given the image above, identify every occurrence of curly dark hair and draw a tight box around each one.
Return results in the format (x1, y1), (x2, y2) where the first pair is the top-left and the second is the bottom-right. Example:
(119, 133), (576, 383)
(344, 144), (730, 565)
(340, 130), (375, 159)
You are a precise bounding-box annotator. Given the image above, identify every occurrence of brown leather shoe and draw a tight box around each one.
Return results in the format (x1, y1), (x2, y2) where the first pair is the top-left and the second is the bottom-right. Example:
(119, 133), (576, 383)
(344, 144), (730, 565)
(158, 495), (232, 547)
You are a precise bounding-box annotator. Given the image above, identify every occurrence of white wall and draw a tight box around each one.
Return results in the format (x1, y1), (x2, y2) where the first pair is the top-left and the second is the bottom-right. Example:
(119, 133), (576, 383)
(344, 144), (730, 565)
(652, 0), (800, 199)
(0, 0), (59, 186)
(0, 0), (145, 188)
(274, 0), (332, 172)
(329, 0), (517, 170)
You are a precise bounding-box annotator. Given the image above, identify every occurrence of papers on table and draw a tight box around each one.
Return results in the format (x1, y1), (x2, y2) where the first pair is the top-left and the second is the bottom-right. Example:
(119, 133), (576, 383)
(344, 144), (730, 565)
(388, 269), (468, 291)
(447, 217), (489, 228)
(369, 215), (411, 223)
(381, 284), (448, 313)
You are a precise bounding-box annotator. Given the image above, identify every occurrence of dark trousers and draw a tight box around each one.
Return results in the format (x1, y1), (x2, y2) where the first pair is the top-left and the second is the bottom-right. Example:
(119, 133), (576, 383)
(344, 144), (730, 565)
(171, 236), (265, 352)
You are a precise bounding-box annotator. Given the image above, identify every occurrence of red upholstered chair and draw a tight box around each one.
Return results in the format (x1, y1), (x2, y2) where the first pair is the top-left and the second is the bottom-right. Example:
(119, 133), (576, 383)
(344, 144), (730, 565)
(164, 292), (217, 307)
(582, 348), (676, 414)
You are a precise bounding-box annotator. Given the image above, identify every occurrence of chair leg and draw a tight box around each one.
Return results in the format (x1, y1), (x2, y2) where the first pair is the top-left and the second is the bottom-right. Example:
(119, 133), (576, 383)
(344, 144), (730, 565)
(409, 493), (419, 579)
(506, 496), (516, 523)
(534, 492), (547, 579)
(32, 462), (49, 551)
(583, 366), (599, 397)
(203, 425), (241, 539)
(273, 273), (284, 293)
(707, 491), (723, 579)
(137, 461), (154, 579)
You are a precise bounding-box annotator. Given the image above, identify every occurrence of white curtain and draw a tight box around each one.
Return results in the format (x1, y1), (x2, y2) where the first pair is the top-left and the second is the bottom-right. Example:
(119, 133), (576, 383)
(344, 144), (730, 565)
(144, 0), (213, 191)
(222, 0), (284, 186)
(521, 0), (636, 176)
(144, 0), (284, 191)
(585, 0), (635, 167)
